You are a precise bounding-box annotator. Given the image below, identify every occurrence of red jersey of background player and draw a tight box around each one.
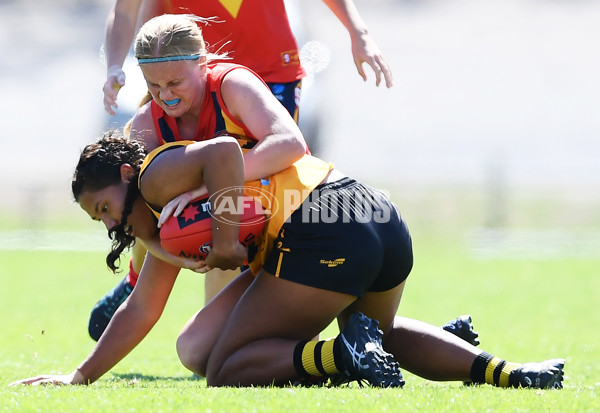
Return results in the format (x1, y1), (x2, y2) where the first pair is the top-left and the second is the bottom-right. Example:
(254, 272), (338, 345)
(156, 0), (306, 83)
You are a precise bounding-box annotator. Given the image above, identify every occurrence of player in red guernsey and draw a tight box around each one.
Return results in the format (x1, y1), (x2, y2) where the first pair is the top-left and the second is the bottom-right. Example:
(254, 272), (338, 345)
(103, 0), (394, 118)
(12, 14), (562, 389)
(148, 63), (275, 145)
(91, 0), (397, 342)
(91, 3), (479, 346)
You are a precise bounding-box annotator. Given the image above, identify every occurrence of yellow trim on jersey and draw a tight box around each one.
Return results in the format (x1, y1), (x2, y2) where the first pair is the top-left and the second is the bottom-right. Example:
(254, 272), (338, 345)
(248, 155), (333, 275)
(217, 0), (243, 19)
(222, 113), (246, 137)
(274, 252), (284, 277)
(139, 141), (196, 219)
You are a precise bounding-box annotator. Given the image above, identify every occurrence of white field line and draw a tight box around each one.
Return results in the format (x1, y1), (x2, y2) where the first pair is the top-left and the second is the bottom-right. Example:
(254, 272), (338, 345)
(467, 228), (600, 259)
(0, 230), (108, 252)
(2, 229), (599, 258)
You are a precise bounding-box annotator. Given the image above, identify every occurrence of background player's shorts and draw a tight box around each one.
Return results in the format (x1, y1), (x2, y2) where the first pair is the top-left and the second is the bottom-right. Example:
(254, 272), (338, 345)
(263, 177), (413, 297)
(267, 80), (302, 122)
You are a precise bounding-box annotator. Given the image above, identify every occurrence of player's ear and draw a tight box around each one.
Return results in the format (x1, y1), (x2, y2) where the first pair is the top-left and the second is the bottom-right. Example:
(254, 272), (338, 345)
(120, 164), (135, 182)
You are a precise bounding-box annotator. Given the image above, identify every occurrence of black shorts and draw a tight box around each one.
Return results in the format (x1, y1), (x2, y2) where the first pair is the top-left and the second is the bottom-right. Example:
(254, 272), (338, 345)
(262, 178), (413, 297)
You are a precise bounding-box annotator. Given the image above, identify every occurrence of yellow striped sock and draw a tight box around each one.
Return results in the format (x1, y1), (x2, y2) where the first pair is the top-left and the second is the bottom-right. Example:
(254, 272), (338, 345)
(499, 362), (521, 387)
(301, 341), (320, 376)
(320, 339), (339, 375)
(485, 357), (503, 385)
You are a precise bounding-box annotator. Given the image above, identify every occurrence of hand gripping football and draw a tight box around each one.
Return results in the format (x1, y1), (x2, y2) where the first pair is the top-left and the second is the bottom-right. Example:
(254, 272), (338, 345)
(160, 195), (266, 260)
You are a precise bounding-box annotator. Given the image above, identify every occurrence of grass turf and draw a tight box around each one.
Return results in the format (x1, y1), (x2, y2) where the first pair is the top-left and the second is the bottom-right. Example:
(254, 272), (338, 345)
(1, 215), (599, 411)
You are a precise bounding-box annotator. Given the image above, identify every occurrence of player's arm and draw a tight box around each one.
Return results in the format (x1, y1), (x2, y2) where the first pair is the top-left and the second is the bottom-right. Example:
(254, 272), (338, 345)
(321, 0), (393, 88)
(103, 0), (144, 114)
(76, 253), (179, 384)
(10, 255), (179, 386)
(220, 69), (307, 182)
(139, 138), (247, 271)
(129, 101), (161, 151)
(140, 234), (208, 272)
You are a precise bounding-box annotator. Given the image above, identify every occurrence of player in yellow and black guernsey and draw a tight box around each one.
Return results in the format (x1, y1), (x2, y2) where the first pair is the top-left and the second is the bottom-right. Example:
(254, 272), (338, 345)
(16, 134), (562, 388)
(136, 138), (562, 389)
(140, 140), (413, 296)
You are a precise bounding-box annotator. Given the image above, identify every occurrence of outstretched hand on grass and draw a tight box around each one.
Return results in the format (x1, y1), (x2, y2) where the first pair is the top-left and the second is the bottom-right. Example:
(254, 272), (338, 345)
(10, 369), (86, 386)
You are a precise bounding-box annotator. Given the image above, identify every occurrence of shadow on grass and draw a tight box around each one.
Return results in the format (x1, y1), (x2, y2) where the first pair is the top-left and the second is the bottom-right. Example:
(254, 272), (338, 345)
(110, 372), (205, 382)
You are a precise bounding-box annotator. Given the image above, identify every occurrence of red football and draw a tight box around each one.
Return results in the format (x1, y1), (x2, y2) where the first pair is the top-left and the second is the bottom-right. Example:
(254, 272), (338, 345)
(160, 195), (266, 261)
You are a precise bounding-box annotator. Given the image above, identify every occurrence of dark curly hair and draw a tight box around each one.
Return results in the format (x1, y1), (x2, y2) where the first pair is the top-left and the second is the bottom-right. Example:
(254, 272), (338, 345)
(72, 131), (147, 272)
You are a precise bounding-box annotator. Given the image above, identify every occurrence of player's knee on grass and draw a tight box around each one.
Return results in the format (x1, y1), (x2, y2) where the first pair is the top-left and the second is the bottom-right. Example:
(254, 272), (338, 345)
(176, 331), (210, 377)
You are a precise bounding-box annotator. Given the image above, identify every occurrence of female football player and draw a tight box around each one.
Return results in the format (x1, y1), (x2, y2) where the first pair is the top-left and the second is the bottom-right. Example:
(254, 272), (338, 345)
(11, 15), (563, 389)
(11, 132), (564, 388)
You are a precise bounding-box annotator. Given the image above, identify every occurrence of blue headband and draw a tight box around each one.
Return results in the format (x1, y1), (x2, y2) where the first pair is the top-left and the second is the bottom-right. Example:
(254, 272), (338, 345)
(137, 54), (203, 64)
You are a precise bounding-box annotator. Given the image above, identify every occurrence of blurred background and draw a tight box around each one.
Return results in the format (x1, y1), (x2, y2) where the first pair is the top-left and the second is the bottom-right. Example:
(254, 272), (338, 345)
(0, 0), (599, 257)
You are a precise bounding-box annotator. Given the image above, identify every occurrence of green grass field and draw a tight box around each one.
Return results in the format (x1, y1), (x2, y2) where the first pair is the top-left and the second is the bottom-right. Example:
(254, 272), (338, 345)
(1, 190), (599, 412)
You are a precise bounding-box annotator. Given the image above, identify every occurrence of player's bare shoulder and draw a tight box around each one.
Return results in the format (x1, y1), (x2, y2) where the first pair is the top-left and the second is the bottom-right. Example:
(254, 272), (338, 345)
(221, 67), (274, 122)
(130, 101), (160, 152)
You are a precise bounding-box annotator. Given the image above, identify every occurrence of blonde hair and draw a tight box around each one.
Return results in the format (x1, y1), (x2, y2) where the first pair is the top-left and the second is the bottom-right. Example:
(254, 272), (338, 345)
(132, 14), (229, 129)
(135, 14), (227, 62)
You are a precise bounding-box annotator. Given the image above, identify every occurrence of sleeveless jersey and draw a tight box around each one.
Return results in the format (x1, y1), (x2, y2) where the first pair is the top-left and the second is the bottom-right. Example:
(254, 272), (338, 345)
(150, 63), (259, 147)
(139, 141), (333, 274)
(157, 0), (306, 83)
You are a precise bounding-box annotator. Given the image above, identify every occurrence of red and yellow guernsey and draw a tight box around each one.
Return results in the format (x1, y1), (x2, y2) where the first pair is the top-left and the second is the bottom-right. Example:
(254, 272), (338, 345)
(150, 63), (259, 146)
